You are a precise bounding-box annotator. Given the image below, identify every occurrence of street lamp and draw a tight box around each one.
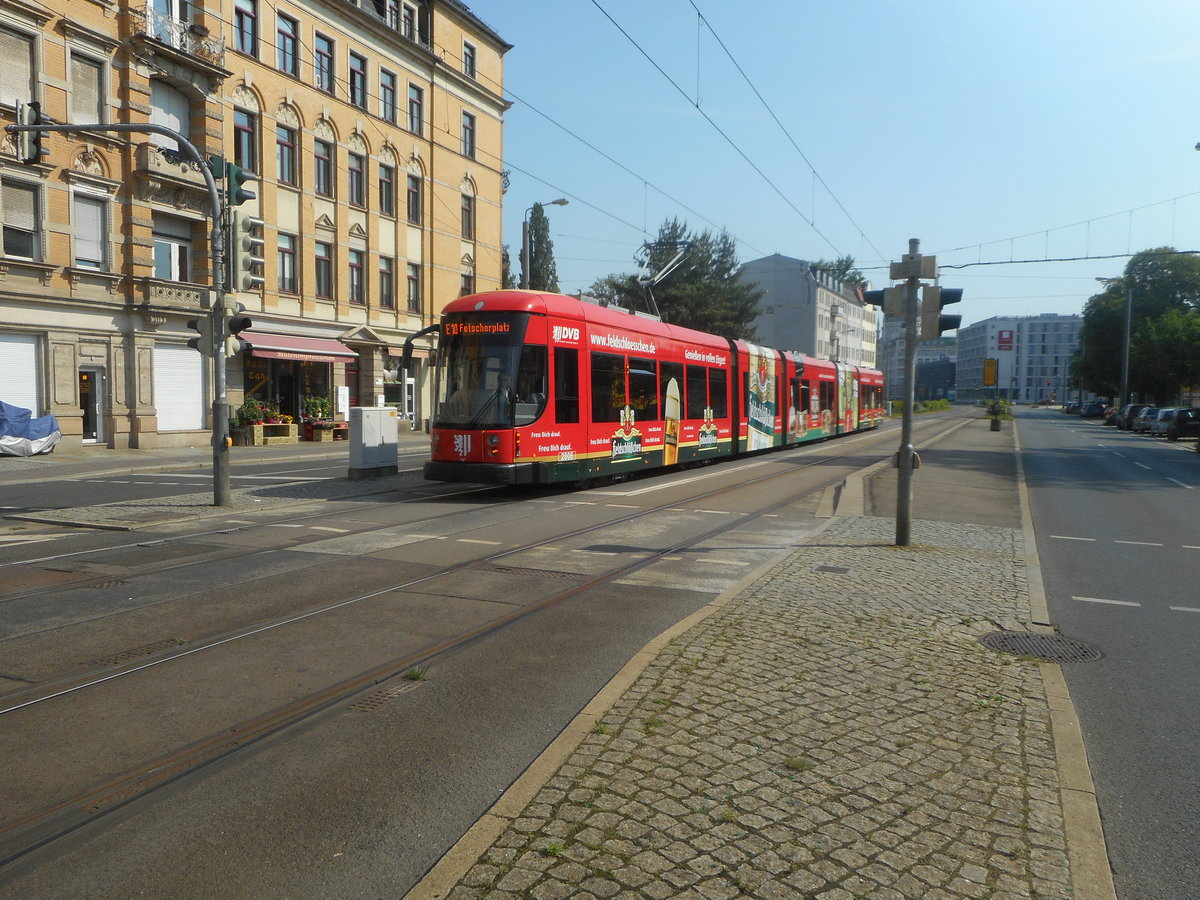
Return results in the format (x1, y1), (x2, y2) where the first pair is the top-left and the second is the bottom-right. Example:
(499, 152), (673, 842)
(520, 198), (568, 289)
(1096, 276), (1132, 408)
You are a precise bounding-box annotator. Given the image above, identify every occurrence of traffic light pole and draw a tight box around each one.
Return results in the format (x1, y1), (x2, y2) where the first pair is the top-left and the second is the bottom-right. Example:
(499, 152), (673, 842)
(896, 240), (921, 547)
(5, 118), (233, 505)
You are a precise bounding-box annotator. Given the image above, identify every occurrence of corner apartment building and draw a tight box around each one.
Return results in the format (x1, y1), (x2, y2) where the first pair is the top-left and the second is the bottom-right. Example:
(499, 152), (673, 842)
(738, 254), (879, 367)
(956, 314), (1081, 404)
(0, 0), (508, 449)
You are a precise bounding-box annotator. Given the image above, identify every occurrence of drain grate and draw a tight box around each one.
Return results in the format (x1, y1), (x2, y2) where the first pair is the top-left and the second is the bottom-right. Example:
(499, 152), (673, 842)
(351, 681), (421, 711)
(95, 638), (186, 667)
(491, 565), (591, 581)
(814, 565), (852, 575)
(980, 631), (1104, 663)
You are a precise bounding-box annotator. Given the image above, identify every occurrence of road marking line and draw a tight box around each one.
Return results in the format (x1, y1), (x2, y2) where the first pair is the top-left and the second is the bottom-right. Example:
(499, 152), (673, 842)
(573, 548), (616, 555)
(1134, 461), (1151, 470)
(1051, 535), (1096, 542)
(605, 504), (640, 509)
(1169, 606), (1200, 613)
(267, 523), (304, 528)
(1167, 478), (1193, 489)
(310, 526), (350, 533)
(457, 538), (502, 545)
(1114, 540), (1163, 547)
(1184, 545), (1200, 550)
(406, 535), (446, 540)
(1073, 596), (1141, 606)
(696, 558), (750, 566)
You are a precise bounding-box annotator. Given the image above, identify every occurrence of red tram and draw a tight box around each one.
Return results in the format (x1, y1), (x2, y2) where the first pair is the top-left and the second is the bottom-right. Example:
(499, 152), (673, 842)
(417, 290), (885, 485)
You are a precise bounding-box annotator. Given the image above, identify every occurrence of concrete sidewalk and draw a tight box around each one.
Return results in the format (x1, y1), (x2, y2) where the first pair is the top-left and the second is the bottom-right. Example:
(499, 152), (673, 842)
(407, 416), (1115, 900)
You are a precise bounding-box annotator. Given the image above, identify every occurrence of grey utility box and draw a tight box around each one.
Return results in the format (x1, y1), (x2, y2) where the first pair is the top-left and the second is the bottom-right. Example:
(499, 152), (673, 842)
(348, 406), (399, 478)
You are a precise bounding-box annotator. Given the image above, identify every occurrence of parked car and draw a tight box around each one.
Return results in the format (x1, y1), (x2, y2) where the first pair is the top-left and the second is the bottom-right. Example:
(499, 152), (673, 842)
(1132, 407), (1159, 433)
(1150, 408), (1177, 437)
(1063, 402), (1081, 415)
(1081, 401), (1106, 418)
(1118, 403), (1149, 430)
(1167, 407), (1200, 441)
(1104, 407), (1121, 426)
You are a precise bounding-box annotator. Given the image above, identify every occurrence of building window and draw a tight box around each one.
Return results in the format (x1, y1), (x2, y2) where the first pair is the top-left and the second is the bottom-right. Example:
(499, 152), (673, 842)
(314, 34), (334, 93)
(462, 41), (476, 79)
(233, 108), (257, 173)
(70, 53), (104, 125)
(348, 249), (364, 304)
(234, 0), (258, 56)
(348, 153), (366, 208)
(460, 193), (475, 240)
(277, 125), (297, 186)
(314, 139), (333, 197)
(314, 241), (333, 299)
(276, 13), (299, 76)
(402, 3), (415, 39)
(1, 181), (39, 260)
(379, 164), (395, 217)
(349, 52), (367, 109)
(152, 213), (192, 282)
(406, 263), (420, 312)
(385, 0), (400, 29)
(380, 70), (396, 123)
(407, 84), (423, 135)
(461, 111), (476, 159)
(406, 174), (421, 224)
(460, 272), (474, 297)
(278, 234), (298, 293)
(379, 256), (395, 309)
(72, 194), (107, 269)
(0, 27), (34, 108)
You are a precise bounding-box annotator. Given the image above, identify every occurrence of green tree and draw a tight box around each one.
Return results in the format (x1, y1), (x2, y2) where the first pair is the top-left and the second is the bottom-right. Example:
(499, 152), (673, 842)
(523, 203), (559, 292)
(587, 218), (761, 339)
(1077, 248), (1200, 403)
(811, 254), (866, 287)
(501, 245), (516, 289)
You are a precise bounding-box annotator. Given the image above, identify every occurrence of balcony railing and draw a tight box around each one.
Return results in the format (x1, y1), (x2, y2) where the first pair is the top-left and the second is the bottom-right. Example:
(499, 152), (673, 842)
(129, 5), (226, 67)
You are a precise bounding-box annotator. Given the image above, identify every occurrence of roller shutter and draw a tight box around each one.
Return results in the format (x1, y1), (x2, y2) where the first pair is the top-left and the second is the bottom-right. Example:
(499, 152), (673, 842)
(0, 333), (39, 412)
(153, 343), (205, 431)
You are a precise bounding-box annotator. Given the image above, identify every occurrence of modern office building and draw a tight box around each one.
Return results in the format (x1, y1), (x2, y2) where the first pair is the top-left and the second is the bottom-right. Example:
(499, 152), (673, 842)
(0, 0), (508, 449)
(877, 318), (956, 402)
(956, 314), (1082, 404)
(738, 254), (879, 367)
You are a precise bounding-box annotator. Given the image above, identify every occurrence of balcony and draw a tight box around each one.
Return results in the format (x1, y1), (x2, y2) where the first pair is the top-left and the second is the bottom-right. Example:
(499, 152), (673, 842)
(133, 143), (213, 213)
(130, 5), (226, 66)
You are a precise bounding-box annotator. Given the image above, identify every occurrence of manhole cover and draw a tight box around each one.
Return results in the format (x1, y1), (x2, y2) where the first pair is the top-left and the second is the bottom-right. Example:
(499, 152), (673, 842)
(813, 565), (851, 575)
(979, 631), (1104, 663)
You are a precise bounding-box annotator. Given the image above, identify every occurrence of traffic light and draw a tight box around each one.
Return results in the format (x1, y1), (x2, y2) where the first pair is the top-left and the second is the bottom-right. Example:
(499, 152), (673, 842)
(15, 101), (42, 165)
(920, 286), (963, 341)
(231, 209), (266, 292)
(863, 287), (905, 318)
(186, 314), (214, 356)
(223, 299), (253, 357)
(226, 162), (257, 206)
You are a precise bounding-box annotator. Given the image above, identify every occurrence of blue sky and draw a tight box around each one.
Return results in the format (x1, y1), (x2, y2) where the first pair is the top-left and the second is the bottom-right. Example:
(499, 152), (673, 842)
(464, 1), (1200, 329)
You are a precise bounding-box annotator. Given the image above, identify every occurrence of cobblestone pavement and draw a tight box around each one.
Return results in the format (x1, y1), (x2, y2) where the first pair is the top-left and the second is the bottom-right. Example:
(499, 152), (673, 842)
(420, 516), (1081, 900)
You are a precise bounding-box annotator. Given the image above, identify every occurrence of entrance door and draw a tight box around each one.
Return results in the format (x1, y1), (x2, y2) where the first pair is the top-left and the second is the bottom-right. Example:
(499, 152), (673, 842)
(79, 367), (104, 443)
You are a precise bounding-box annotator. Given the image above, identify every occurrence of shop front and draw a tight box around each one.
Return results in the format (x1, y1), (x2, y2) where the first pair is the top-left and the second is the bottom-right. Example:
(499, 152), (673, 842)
(237, 332), (357, 441)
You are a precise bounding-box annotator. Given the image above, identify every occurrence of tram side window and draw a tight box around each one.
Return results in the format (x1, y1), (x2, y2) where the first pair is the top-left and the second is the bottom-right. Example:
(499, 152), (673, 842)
(629, 356), (659, 420)
(685, 365), (707, 418)
(554, 347), (579, 423)
(820, 381), (836, 414)
(709, 367), (727, 418)
(801, 382), (813, 414)
(514, 345), (548, 426)
(660, 361), (683, 415)
(590, 351), (625, 423)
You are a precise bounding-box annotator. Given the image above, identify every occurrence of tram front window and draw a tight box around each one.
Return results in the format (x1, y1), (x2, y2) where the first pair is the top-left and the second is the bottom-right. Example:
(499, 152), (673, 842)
(433, 315), (548, 428)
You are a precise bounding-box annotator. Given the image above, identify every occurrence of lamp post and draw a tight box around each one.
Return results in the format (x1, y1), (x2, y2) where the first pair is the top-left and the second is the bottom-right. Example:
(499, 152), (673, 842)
(1097, 276), (1132, 408)
(520, 198), (568, 289)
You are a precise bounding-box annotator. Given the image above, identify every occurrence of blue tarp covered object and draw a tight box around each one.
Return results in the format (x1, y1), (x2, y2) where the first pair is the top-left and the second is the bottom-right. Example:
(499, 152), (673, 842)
(0, 401), (61, 456)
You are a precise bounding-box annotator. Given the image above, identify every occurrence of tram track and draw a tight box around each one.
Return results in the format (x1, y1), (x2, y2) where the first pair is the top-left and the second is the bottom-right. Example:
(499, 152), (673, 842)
(0, 415), (952, 869)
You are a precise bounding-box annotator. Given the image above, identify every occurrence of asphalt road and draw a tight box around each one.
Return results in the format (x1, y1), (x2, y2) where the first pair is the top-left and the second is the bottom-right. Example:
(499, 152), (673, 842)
(0, 422), (920, 897)
(1018, 408), (1200, 900)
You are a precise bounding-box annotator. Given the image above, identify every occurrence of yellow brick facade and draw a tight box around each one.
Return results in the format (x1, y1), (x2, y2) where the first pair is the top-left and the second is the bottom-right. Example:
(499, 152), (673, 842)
(0, 0), (508, 449)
